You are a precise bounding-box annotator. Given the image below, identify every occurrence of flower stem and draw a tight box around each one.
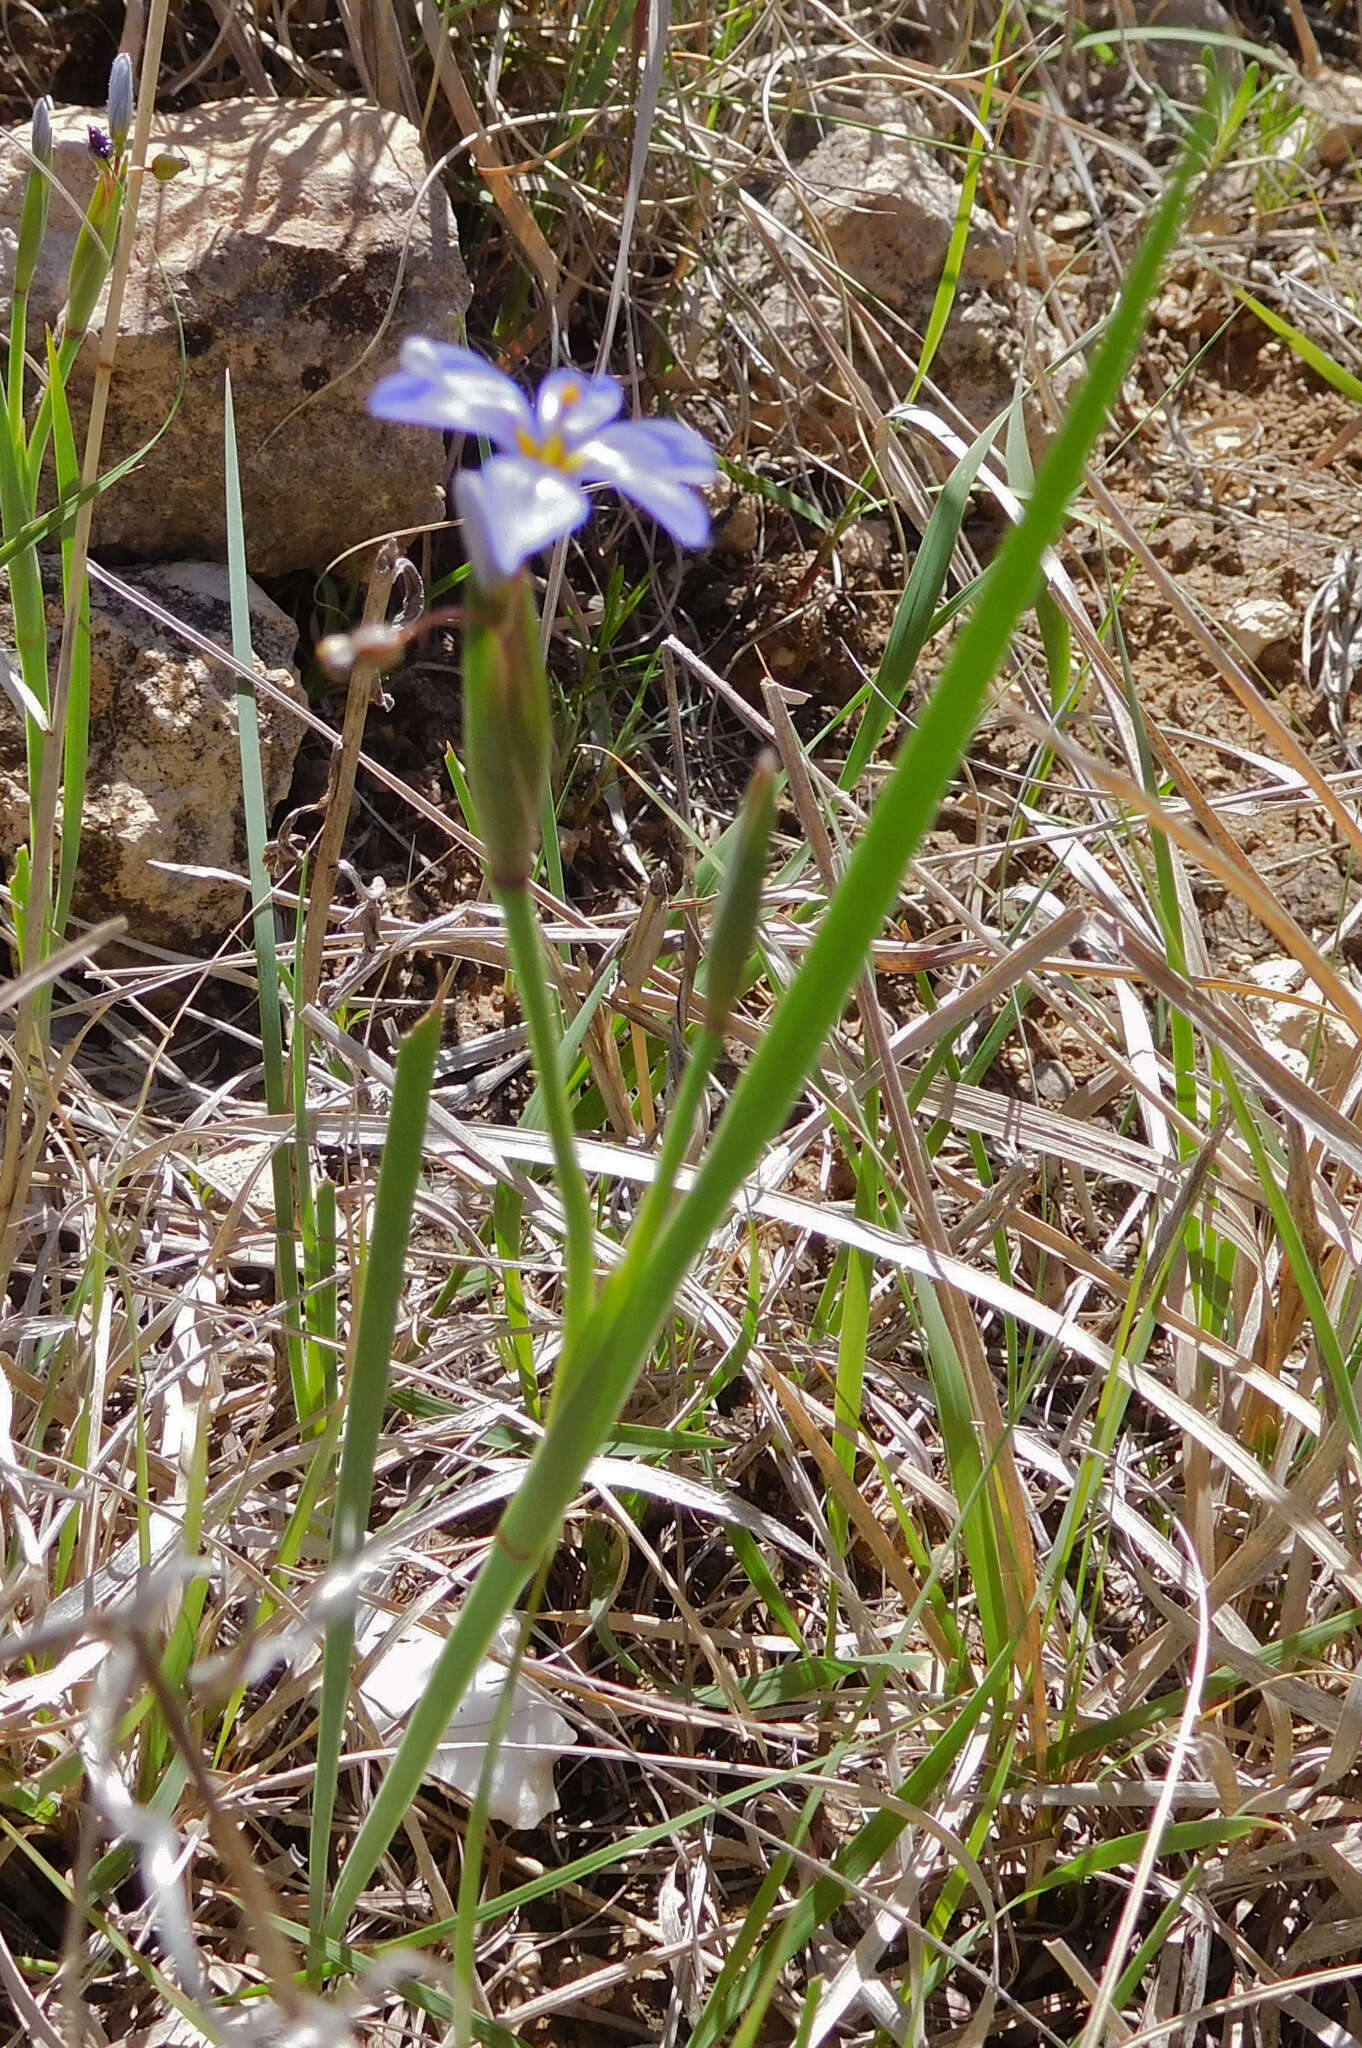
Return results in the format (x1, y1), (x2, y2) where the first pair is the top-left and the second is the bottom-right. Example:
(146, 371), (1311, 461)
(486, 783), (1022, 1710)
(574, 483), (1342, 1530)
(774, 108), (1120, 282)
(497, 879), (596, 1358)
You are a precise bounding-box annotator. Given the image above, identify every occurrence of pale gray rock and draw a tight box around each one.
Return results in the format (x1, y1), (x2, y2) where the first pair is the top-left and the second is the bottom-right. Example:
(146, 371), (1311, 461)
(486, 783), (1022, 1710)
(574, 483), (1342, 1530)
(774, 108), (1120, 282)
(1244, 959), (1357, 1091)
(1301, 66), (1362, 168)
(697, 113), (1072, 456)
(0, 560), (302, 949)
(0, 98), (469, 574)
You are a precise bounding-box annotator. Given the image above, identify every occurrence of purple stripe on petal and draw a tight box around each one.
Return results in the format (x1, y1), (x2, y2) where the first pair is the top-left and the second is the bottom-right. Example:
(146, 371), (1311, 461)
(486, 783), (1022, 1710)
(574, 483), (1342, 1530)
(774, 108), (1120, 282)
(575, 428), (713, 548)
(369, 336), (532, 446)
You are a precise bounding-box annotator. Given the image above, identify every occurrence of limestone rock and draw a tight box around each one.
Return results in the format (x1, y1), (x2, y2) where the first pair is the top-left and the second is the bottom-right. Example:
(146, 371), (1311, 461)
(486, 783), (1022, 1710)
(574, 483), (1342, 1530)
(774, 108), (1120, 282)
(1243, 958), (1356, 1092)
(1301, 66), (1362, 168)
(695, 113), (1073, 457)
(1226, 593), (1296, 667)
(0, 99), (470, 574)
(0, 560), (302, 949)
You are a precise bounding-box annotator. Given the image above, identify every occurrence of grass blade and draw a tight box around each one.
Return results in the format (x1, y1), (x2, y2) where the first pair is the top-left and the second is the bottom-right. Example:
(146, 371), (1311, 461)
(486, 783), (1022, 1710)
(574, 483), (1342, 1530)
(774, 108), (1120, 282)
(309, 1002), (442, 1971)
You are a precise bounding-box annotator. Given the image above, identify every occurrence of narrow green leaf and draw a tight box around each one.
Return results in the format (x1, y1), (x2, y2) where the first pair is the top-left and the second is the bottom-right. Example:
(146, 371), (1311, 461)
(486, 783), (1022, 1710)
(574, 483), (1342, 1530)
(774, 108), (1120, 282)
(309, 1002), (442, 1970)
(1232, 283), (1362, 404)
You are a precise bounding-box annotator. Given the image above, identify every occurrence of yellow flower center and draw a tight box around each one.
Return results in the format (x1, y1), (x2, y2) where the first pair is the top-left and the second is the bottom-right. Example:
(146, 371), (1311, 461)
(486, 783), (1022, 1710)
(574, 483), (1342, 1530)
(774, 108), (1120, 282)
(517, 426), (580, 472)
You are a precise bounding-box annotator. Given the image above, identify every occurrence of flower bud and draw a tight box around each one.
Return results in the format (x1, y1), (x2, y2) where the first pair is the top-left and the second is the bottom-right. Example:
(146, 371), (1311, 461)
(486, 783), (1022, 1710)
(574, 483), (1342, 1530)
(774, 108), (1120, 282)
(461, 576), (550, 893)
(700, 751), (777, 1034)
(107, 53), (134, 156)
(14, 98), (53, 298)
(31, 96), (52, 168)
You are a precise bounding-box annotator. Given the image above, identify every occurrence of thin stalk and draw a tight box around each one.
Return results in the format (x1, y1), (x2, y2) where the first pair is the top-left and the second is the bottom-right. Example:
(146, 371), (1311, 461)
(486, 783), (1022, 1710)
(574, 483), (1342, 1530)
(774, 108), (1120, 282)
(299, 543), (399, 1013)
(223, 370), (311, 1424)
(498, 881), (596, 1356)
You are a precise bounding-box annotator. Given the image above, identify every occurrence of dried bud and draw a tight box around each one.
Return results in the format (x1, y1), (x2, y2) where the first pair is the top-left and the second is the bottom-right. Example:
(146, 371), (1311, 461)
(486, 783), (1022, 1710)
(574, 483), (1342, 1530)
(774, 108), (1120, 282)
(87, 125), (114, 165)
(107, 53), (134, 155)
(315, 624), (405, 682)
(700, 751), (777, 1034)
(618, 872), (670, 997)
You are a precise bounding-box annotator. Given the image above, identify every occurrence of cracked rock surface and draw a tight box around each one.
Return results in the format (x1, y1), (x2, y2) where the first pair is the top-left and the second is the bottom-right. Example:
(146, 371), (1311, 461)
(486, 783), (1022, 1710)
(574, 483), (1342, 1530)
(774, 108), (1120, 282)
(0, 560), (302, 950)
(0, 97), (469, 573)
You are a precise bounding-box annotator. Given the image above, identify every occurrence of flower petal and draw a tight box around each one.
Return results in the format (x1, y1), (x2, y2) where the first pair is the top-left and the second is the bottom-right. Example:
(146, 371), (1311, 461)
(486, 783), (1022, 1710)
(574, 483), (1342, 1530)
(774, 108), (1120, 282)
(455, 455), (590, 586)
(367, 370), (460, 432)
(624, 417), (718, 484)
(575, 423), (713, 548)
(536, 368), (624, 447)
(369, 336), (532, 447)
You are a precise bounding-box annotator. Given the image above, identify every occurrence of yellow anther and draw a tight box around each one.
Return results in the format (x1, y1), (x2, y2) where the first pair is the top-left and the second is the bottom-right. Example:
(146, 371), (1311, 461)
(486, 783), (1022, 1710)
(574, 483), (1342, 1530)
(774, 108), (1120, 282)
(517, 427), (570, 469)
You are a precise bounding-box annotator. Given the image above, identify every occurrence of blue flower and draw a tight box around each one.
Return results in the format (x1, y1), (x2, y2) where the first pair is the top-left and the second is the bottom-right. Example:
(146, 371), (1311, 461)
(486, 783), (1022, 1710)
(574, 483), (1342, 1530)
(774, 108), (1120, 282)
(369, 339), (716, 587)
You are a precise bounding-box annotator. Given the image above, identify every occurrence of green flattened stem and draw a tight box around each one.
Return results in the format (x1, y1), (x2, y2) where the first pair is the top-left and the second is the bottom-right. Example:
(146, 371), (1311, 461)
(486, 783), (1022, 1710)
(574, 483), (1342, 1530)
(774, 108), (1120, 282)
(462, 574), (551, 895)
(9, 97), (53, 437)
(700, 749), (777, 1034)
(463, 572), (596, 1353)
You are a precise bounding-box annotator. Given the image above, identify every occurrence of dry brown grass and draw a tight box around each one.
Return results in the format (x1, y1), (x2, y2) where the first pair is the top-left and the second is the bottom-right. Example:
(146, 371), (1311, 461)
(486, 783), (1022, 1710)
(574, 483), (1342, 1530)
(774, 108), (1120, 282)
(2, 1), (1362, 2044)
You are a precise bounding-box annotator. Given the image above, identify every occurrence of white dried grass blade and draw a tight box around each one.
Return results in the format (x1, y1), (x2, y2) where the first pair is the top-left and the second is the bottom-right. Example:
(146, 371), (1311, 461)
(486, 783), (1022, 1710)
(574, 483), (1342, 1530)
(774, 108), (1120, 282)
(82, 1647), (209, 2004)
(0, 643), (49, 730)
(441, 1126), (1356, 1587)
(597, 0), (669, 368)
(441, 1454), (822, 1569)
(0, 1355), (41, 1569)
(355, 1613), (575, 1828)
(0, 1634), (105, 1722)
(1321, 1659), (1362, 1786)
(1079, 1526), (1210, 2048)
(146, 861), (250, 887)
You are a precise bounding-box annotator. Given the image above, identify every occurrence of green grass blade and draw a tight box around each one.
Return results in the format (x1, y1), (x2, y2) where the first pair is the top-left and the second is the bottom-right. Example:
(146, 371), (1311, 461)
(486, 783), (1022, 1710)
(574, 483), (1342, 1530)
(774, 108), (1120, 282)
(309, 1002), (441, 1971)
(222, 369), (311, 1422)
(907, 23), (1002, 403)
(839, 422), (997, 790)
(46, 332), (90, 941)
(1232, 282), (1362, 404)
